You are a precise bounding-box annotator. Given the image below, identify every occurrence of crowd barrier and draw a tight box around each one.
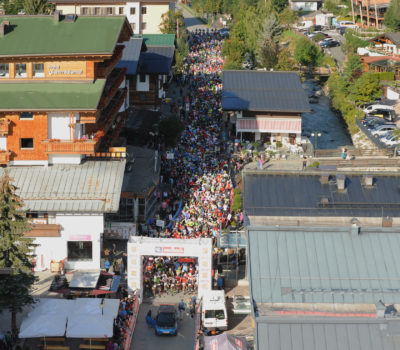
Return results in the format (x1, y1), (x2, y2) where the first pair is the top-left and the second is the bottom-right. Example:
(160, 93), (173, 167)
(123, 295), (140, 350)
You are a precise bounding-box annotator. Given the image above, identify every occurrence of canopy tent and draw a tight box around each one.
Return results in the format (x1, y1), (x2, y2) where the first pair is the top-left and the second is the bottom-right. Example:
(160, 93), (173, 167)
(69, 270), (100, 288)
(204, 333), (247, 350)
(19, 299), (73, 338)
(66, 298), (120, 338)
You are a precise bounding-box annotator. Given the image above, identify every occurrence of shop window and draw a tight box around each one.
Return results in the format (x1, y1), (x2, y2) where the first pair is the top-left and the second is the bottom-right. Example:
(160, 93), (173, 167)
(106, 7), (113, 14)
(20, 112), (33, 120)
(20, 138), (33, 149)
(0, 64), (9, 78)
(16, 63), (27, 78)
(130, 7), (136, 15)
(141, 6), (147, 14)
(33, 63), (44, 78)
(119, 7), (124, 14)
(142, 22), (147, 30)
(81, 7), (88, 15)
(67, 241), (93, 260)
(94, 7), (100, 15)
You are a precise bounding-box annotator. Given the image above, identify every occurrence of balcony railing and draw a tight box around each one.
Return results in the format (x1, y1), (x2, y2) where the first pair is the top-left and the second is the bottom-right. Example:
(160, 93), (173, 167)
(42, 139), (99, 155)
(0, 151), (11, 164)
(0, 119), (10, 136)
(97, 45), (125, 78)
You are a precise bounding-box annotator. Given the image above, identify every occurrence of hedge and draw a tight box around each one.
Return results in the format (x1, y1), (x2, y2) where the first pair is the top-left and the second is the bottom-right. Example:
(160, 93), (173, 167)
(232, 188), (242, 212)
(374, 72), (395, 81)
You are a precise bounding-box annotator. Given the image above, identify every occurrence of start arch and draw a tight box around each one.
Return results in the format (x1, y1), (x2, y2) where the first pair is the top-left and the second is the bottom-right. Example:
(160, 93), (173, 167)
(127, 237), (213, 302)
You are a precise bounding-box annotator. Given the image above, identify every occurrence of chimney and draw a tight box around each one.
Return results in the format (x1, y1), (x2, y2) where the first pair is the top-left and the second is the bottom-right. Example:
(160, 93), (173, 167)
(376, 300), (386, 318)
(53, 10), (61, 22)
(336, 174), (346, 190)
(350, 223), (360, 236)
(363, 174), (374, 187)
(320, 174), (330, 184)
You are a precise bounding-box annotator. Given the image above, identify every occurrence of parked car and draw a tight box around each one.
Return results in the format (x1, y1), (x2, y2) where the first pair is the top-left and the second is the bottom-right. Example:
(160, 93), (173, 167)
(367, 109), (395, 121)
(363, 104), (394, 114)
(362, 117), (393, 129)
(379, 133), (400, 147)
(320, 40), (340, 48)
(154, 305), (178, 336)
(218, 28), (230, 37)
(371, 124), (397, 136)
(307, 31), (329, 39)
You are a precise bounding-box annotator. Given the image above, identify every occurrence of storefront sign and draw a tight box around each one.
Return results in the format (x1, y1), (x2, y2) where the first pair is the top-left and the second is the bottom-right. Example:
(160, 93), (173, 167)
(109, 147), (127, 153)
(156, 220), (165, 227)
(46, 61), (86, 78)
(155, 246), (184, 254)
(69, 234), (91, 241)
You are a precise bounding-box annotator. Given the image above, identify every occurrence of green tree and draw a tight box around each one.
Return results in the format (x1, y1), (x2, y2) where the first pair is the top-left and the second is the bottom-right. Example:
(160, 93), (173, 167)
(343, 54), (363, 87)
(23, 0), (53, 14)
(294, 37), (321, 67)
(275, 47), (296, 70)
(257, 13), (282, 69)
(2, 0), (24, 14)
(279, 7), (298, 29)
(159, 9), (184, 34)
(384, 0), (400, 30)
(344, 29), (369, 54)
(350, 72), (382, 105)
(0, 172), (37, 334)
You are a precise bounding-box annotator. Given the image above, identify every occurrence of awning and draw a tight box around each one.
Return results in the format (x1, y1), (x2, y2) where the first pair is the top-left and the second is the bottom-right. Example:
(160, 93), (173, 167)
(237, 118), (301, 133)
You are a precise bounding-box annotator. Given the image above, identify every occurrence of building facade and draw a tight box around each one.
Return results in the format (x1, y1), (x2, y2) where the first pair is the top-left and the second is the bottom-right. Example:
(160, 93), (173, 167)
(50, 0), (175, 34)
(0, 15), (131, 166)
(352, 0), (391, 28)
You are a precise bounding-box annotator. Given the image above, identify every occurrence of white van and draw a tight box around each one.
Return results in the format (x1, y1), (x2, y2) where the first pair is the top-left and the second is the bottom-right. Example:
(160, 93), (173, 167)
(363, 104), (394, 114)
(338, 20), (357, 28)
(201, 290), (228, 331)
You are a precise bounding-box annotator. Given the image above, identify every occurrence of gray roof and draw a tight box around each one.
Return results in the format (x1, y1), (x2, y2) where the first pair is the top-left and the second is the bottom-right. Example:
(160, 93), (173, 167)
(222, 70), (310, 112)
(122, 146), (160, 195)
(257, 318), (400, 350)
(387, 33), (400, 46)
(138, 46), (175, 74)
(116, 38), (145, 75)
(1, 160), (125, 213)
(243, 172), (400, 218)
(248, 226), (400, 305)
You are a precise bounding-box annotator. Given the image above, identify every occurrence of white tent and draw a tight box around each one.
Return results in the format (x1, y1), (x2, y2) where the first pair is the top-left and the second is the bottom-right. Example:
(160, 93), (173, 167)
(66, 298), (120, 338)
(19, 299), (73, 338)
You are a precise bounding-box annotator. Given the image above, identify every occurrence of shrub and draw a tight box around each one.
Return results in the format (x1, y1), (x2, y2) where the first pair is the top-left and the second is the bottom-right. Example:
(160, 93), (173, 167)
(276, 141), (282, 148)
(232, 188), (242, 211)
(375, 72), (395, 81)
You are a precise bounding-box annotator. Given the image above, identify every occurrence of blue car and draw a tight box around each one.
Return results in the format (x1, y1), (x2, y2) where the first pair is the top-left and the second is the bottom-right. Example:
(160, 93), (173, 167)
(154, 305), (178, 336)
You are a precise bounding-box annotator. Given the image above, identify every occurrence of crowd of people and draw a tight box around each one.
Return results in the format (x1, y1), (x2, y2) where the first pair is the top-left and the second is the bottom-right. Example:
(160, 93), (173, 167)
(143, 256), (199, 297)
(144, 29), (240, 243)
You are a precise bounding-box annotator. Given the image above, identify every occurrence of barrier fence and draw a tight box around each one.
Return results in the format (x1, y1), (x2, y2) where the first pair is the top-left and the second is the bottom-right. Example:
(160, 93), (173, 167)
(124, 295), (140, 350)
(194, 303), (202, 350)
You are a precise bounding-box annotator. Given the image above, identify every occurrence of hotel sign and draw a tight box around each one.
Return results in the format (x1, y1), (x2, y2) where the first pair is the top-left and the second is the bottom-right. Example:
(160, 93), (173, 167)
(45, 61), (86, 78)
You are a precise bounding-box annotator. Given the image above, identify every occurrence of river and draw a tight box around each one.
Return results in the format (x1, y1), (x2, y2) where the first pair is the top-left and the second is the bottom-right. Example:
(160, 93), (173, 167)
(301, 79), (353, 150)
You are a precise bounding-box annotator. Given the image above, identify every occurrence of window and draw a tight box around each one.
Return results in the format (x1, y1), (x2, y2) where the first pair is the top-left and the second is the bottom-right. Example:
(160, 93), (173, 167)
(94, 7), (100, 15)
(0, 64), (9, 78)
(205, 310), (225, 320)
(141, 6), (146, 14)
(81, 7), (88, 15)
(15, 63), (27, 78)
(33, 63), (44, 78)
(130, 7), (136, 15)
(20, 112), (33, 120)
(142, 22), (147, 30)
(67, 241), (93, 260)
(119, 7), (124, 14)
(106, 7), (113, 14)
(139, 73), (146, 82)
(131, 23), (136, 31)
(20, 138), (33, 149)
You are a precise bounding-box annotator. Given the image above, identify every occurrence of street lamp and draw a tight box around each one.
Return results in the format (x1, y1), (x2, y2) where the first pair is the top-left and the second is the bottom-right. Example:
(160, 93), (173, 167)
(311, 132), (321, 158)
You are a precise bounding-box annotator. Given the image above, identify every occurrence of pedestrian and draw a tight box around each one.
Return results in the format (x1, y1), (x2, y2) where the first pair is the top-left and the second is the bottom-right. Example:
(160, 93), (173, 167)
(105, 259), (111, 273)
(217, 276), (224, 290)
(302, 155), (307, 170)
(178, 299), (185, 320)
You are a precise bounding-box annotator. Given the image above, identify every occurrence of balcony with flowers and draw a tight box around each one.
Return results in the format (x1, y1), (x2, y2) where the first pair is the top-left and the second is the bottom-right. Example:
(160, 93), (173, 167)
(0, 118), (10, 136)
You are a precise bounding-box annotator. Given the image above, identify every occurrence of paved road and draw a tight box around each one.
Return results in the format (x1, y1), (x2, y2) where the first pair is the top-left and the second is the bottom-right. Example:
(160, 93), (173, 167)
(130, 300), (196, 350)
(323, 30), (346, 65)
(176, 3), (208, 32)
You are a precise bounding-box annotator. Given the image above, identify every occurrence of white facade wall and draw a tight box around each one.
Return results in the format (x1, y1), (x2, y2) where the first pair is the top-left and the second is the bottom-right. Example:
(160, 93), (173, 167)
(48, 154), (83, 165)
(0, 136), (6, 150)
(136, 74), (150, 91)
(48, 112), (81, 140)
(141, 4), (169, 34)
(387, 87), (400, 100)
(291, 1), (318, 11)
(126, 2), (140, 33)
(33, 214), (104, 271)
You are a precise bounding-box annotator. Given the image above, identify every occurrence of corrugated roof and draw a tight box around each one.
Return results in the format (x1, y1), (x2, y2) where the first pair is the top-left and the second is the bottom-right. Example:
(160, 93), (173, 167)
(0, 16), (126, 57)
(248, 227), (400, 305)
(134, 34), (176, 47)
(222, 70), (310, 112)
(257, 318), (400, 350)
(116, 38), (145, 75)
(0, 80), (105, 111)
(386, 33), (400, 45)
(243, 173), (400, 218)
(0, 160), (126, 213)
(138, 46), (175, 74)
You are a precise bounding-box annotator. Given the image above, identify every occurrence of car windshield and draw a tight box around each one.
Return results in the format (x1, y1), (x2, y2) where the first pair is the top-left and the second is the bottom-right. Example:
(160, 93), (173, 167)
(157, 312), (176, 327)
(205, 309), (225, 320)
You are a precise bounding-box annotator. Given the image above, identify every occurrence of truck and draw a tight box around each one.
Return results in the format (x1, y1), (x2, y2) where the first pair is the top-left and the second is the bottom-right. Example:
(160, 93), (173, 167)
(201, 290), (228, 332)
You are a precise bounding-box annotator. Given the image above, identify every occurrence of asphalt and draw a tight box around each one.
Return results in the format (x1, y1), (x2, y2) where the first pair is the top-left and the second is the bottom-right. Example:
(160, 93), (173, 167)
(176, 3), (208, 32)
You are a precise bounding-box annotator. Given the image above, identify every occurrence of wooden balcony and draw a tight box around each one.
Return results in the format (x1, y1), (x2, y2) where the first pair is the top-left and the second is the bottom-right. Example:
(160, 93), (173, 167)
(0, 119), (10, 136)
(42, 139), (99, 155)
(96, 45), (125, 78)
(24, 224), (61, 237)
(97, 88), (127, 132)
(0, 151), (11, 164)
(99, 68), (127, 109)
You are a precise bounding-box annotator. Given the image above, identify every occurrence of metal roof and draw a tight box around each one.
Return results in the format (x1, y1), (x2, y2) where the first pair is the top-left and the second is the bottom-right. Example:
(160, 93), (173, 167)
(116, 38), (145, 75)
(248, 227), (400, 305)
(222, 70), (310, 112)
(243, 173), (400, 218)
(134, 34), (176, 47)
(256, 318), (400, 350)
(387, 33), (400, 45)
(0, 160), (126, 213)
(138, 46), (175, 74)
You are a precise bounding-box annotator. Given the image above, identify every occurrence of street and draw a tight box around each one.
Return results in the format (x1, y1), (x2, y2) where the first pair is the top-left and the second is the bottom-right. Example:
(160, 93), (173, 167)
(176, 3), (208, 32)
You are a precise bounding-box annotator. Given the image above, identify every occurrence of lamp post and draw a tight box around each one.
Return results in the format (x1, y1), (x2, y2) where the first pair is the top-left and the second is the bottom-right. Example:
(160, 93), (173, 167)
(311, 132), (321, 158)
